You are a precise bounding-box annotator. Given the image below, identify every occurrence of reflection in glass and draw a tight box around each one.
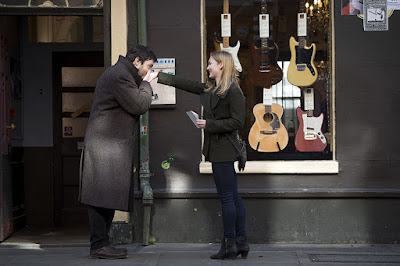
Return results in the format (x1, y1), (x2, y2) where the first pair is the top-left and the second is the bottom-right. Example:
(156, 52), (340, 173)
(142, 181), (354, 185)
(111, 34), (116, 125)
(62, 93), (93, 113)
(92, 16), (104, 43)
(62, 67), (104, 87)
(28, 16), (84, 43)
(0, 0), (102, 7)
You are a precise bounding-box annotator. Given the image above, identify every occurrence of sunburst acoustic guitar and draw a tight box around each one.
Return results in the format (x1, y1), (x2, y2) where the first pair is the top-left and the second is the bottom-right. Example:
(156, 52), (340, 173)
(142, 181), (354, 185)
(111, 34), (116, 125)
(287, 0), (318, 87)
(248, 0), (283, 88)
(248, 88), (288, 152)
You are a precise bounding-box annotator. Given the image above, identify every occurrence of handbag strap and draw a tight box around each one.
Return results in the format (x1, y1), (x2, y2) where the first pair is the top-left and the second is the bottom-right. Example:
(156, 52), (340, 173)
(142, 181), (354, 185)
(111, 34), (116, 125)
(225, 132), (242, 154)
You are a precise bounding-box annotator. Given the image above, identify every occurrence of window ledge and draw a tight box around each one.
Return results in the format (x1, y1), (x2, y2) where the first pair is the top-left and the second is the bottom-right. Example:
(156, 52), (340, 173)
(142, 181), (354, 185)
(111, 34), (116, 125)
(199, 160), (339, 174)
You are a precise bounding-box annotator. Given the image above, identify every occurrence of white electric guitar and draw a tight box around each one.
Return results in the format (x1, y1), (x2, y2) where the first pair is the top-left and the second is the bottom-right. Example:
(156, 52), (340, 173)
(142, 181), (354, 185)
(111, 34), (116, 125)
(216, 0), (242, 73)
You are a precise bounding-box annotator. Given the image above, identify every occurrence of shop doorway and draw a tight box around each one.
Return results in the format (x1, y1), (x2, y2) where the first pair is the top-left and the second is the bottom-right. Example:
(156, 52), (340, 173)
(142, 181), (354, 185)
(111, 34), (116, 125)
(53, 51), (103, 227)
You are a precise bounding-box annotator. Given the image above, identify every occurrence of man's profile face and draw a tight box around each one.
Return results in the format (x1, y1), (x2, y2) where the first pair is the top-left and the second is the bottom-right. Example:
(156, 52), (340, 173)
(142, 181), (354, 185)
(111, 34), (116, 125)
(133, 58), (155, 78)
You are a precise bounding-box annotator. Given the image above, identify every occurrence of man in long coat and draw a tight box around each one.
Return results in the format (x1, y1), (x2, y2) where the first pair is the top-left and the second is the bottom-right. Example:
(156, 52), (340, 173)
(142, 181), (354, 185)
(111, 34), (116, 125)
(79, 45), (158, 259)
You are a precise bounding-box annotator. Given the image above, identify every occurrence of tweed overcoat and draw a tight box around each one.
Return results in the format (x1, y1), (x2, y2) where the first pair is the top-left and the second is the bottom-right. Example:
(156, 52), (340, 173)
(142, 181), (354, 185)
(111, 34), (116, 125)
(158, 72), (245, 162)
(79, 56), (153, 211)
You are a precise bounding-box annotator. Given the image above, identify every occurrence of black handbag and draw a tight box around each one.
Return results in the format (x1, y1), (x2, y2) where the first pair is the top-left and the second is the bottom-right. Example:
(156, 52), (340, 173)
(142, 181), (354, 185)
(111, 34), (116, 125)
(225, 132), (247, 171)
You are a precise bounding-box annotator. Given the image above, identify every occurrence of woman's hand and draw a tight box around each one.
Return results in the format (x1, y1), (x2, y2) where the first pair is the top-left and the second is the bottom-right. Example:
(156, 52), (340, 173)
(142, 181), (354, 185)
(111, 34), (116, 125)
(196, 119), (206, 129)
(143, 70), (159, 82)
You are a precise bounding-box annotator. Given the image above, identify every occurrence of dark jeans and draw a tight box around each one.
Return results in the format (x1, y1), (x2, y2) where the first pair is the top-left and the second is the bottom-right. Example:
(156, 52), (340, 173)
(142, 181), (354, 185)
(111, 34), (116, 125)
(88, 205), (115, 250)
(212, 161), (246, 239)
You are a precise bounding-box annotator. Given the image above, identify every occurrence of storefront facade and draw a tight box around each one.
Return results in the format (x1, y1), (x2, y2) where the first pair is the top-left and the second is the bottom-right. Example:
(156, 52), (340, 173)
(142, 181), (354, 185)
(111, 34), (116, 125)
(1, 0), (400, 244)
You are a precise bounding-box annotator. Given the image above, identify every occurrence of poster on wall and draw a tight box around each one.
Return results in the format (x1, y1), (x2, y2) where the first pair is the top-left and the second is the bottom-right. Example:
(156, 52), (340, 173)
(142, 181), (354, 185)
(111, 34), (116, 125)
(342, 0), (364, 15)
(388, 0), (400, 10)
(363, 0), (388, 31)
(150, 58), (176, 106)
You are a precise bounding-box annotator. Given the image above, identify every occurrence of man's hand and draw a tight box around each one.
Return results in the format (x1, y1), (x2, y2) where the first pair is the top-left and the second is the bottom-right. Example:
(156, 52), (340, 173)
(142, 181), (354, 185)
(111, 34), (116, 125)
(196, 119), (206, 129)
(143, 70), (159, 82)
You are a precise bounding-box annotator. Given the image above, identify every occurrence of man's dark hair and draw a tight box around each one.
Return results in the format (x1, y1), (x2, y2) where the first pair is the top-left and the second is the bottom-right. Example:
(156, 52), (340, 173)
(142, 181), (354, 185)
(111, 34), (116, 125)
(126, 45), (157, 63)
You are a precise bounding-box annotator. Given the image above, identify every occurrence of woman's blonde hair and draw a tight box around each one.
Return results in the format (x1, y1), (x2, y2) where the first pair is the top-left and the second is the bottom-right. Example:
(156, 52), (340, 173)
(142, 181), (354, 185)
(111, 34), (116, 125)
(205, 51), (240, 95)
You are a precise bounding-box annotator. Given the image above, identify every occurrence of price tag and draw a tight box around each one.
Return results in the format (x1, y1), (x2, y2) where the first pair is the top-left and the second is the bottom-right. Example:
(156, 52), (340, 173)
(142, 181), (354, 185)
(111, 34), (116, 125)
(263, 88), (273, 106)
(304, 88), (314, 110)
(221, 13), (231, 37)
(297, 13), (307, 37)
(259, 14), (269, 38)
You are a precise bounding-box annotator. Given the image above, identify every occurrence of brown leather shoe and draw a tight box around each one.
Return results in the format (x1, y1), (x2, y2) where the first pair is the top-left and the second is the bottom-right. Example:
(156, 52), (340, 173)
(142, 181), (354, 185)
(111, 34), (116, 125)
(109, 244), (127, 253)
(90, 245), (127, 259)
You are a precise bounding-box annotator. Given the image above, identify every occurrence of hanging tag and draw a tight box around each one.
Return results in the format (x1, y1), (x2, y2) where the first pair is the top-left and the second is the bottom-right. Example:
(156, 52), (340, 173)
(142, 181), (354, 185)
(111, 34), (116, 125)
(297, 12), (307, 37)
(304, 88), (314, 110)
(263, 88), (273, 106)
(259, 14), (270, 38)
(221, 13), (231, 37)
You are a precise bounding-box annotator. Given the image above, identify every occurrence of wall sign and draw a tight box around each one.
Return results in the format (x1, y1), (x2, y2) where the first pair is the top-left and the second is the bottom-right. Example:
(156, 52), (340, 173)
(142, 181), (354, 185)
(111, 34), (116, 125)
(363, 0), (388, 31)
(151, 58), (176, 106)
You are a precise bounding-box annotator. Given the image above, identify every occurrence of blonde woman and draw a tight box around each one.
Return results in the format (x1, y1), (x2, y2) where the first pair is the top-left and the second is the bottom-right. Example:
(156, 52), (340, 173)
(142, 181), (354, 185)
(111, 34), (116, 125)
(158, 51), (249, 260)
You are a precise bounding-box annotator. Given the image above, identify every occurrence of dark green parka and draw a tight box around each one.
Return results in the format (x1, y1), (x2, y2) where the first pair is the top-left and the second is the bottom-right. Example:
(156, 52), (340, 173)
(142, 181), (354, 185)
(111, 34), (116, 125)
(158, 72), (245, 162)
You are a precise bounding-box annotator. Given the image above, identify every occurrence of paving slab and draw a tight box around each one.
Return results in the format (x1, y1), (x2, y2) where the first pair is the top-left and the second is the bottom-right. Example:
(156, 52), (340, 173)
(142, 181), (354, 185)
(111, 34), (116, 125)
(0, 243), (399, 265)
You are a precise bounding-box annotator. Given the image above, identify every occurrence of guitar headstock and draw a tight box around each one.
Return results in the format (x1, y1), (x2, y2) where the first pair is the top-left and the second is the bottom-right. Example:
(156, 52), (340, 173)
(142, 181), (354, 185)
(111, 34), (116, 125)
(261, 0), (267, 14)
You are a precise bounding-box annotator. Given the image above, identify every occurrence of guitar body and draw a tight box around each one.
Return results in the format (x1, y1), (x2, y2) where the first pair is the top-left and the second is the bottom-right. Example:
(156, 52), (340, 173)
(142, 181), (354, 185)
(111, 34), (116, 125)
(219, 41), (243, 73)
(248, 41), (283, 87)
(287, 36), (318, 87)
(294, 107), (327, 152)
(248, 103), (289, 152)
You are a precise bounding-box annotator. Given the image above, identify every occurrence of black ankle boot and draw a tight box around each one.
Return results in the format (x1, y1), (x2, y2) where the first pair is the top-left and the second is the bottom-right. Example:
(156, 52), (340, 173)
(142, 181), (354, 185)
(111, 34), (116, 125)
(236, 235), (249, 259)
(210, 238), (237, 260)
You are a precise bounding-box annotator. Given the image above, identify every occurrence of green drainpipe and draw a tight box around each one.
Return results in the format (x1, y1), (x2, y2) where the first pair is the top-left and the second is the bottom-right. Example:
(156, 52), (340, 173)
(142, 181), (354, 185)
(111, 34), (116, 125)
(138, 0), (153, 246)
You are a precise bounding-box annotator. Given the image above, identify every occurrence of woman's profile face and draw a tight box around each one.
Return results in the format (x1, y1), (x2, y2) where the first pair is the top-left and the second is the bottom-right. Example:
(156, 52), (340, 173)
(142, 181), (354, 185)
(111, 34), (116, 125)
(207, 56), (222, 80)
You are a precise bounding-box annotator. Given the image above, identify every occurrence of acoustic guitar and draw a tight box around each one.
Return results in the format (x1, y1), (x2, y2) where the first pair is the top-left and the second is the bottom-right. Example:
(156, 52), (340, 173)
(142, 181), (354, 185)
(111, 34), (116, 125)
(287, 0), (318, 87)
(294, 88), (327, 152)
(215, 0), (242, 73)
(248, 0), (283, 88)
(248, 88), (288, 152)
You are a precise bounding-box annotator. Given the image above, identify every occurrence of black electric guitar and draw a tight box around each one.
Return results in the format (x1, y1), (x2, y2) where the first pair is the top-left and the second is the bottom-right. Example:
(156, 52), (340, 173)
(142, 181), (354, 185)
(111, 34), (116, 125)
(287, 0), (318, 87)
(248, 0), (283, 88)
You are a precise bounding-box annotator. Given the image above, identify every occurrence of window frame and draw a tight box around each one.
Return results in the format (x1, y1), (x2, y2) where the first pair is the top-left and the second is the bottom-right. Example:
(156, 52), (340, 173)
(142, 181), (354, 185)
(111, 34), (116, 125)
(199, 0), (337, 174)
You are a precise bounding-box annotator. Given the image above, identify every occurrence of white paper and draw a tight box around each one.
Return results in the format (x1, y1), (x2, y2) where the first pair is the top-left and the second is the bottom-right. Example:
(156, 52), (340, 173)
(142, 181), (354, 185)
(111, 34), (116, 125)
(263, 88), (273, 106)
(388, 0), (400, 10)
(186, 111), (200, 128)
(221, 13), (231, 37)
(259, 14), (270, 38)
(297, 13), (307, 37)
(304, 88), (314, 110)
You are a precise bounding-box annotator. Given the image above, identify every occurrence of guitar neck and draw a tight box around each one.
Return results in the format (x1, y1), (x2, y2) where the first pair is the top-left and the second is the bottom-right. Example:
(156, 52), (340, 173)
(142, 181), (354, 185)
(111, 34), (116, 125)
(263, 88), (272, 110)
(299, 0), (305, 13)
(223, 37), (229, 48)
(307, 110), (314, 117)
(223, 0), (229, 14)
(223, 0), (230, 48)
(298, 36), (306, 49)
(261, 38), (269, 49)
(298, 0), (307, 44)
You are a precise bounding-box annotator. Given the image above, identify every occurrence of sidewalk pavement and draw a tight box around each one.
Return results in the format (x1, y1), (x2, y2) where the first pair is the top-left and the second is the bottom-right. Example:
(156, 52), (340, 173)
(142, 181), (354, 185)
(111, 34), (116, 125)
(1, 242), (400, 265)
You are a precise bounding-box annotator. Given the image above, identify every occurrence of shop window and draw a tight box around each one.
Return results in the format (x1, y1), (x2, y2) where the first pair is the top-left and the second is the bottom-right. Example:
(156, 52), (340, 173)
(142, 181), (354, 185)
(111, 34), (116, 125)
(201, 0), (336, 173)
